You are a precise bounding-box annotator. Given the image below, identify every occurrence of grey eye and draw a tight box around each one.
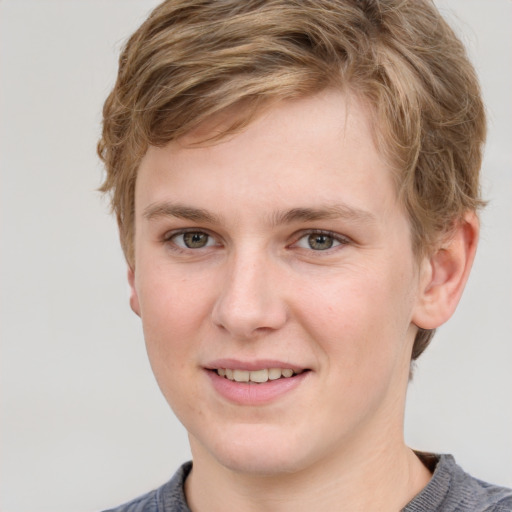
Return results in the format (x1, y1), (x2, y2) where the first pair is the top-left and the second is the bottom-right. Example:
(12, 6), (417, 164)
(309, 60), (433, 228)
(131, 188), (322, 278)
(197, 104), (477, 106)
(183, 232), (209, 248)
(173, 231), (213, 249)
(307, 233), (334, 250)
(294, 232), (345, 251)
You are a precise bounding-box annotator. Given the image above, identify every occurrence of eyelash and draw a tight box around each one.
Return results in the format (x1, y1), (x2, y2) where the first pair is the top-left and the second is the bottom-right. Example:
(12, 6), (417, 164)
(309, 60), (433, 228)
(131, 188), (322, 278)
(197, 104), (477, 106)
(163, 228), (221, 253)
(162, 229), (351, 253)
(291, 229), (351, 252)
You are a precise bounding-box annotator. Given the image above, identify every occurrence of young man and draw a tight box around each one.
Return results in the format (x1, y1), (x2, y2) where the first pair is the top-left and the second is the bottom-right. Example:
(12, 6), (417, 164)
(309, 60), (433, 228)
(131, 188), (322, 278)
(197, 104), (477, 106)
(99, 1), (512, 510)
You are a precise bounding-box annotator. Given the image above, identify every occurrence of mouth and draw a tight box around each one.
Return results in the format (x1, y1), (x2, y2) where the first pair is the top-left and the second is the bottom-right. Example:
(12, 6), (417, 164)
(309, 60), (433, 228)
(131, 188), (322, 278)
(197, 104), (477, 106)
(214, 367), (306, 384)
(206, 363), (310, 404)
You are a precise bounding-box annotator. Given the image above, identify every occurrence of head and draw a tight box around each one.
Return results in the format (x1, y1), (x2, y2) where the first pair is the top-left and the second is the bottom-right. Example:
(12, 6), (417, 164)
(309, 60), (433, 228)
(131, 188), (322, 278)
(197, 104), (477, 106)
(98, 0), (485, 366)
(98, 0), (486, 477)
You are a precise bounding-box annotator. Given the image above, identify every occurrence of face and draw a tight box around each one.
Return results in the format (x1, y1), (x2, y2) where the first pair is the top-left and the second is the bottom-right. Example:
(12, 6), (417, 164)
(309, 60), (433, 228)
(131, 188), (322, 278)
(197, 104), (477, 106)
(130, 90), (424, 476)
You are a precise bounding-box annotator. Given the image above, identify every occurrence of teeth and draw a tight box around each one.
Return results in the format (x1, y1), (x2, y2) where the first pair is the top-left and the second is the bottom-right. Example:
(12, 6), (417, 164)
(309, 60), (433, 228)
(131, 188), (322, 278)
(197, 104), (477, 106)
(249, 369), (268, 383)
(268, 368), (282, 380)
(233, 369), (249, 382)
(216, 367), (301, 383)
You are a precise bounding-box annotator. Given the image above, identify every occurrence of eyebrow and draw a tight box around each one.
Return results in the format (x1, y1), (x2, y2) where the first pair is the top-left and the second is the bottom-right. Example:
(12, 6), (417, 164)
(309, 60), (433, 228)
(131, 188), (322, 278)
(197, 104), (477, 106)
(270, 205), (376, 227)
(142, 201), (376, 226)
(143, 203), (222, 224)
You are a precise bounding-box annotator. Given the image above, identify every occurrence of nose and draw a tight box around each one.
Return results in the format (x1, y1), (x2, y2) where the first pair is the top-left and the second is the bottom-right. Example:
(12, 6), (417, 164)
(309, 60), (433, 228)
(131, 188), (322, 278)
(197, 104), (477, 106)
(211, 249), (288, 339)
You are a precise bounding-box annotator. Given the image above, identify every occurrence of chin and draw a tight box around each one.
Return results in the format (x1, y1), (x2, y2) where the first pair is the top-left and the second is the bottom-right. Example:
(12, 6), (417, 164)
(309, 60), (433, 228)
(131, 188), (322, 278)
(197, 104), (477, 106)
(216, 449), (307, 476)
(193, 422), (317, 476)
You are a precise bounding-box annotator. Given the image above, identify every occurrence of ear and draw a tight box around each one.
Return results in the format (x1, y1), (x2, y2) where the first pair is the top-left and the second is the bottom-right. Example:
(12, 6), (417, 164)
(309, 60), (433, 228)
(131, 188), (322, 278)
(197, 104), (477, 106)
(412, 212), (479, 330)
(127, 266), (141, 317)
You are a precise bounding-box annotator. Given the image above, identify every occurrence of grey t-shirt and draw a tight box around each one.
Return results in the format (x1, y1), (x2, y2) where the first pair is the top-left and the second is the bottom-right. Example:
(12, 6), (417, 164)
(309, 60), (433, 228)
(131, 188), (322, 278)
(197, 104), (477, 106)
(103, 454), (512, 511)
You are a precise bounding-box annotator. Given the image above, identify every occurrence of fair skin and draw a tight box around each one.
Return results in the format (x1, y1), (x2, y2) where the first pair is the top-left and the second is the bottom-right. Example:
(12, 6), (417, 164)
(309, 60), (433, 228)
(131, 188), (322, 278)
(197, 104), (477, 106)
(128, 89), (478, 511)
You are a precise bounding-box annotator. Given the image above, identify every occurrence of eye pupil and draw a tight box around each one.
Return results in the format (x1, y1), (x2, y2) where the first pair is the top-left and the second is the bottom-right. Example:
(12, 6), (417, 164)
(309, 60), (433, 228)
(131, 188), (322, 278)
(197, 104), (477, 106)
(308, 234), (333, 250)
(183, 232), (209, 248)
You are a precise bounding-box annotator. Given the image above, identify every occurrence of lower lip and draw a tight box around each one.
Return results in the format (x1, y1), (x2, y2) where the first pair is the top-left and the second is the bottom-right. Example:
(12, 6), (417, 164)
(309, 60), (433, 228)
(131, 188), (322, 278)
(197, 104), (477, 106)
(206, 370), (309, 405)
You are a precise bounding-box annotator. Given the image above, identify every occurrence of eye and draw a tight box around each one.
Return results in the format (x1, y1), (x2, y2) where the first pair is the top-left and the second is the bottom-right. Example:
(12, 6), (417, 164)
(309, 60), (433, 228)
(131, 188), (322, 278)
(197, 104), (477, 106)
(294, 231), (348, 251)
(170, 231), (216, 249)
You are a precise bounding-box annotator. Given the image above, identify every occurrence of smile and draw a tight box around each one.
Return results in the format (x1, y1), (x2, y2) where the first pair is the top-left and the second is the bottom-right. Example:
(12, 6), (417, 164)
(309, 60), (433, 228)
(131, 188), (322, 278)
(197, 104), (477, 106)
(208, 366), (309, 405)
(216, 368), (304, 383)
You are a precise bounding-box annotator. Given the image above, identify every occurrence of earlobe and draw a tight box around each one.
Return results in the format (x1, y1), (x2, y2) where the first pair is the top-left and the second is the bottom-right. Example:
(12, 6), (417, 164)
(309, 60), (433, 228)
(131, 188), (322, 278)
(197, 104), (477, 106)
(412, 212), (479, 330)
(127, 266), (141, 317)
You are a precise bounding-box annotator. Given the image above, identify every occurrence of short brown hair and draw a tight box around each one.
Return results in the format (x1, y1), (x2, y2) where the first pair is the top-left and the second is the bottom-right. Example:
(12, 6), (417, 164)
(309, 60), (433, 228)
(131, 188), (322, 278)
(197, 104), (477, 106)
(98, 0), (486, 360)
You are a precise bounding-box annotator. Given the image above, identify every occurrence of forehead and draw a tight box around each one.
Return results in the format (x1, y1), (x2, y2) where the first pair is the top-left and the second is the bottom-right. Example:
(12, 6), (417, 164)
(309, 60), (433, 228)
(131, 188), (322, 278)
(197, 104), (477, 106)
(135, 89), (400, 225)
(178, 88), (379, 154)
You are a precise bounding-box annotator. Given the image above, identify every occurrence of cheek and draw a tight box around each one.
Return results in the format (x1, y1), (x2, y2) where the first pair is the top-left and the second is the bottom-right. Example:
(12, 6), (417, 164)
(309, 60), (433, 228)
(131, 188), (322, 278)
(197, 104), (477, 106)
(136, 270), (213, 420)
(297, 262), (416, 375)
(137, 266), (214, 369)
(292, 267), (416, 430)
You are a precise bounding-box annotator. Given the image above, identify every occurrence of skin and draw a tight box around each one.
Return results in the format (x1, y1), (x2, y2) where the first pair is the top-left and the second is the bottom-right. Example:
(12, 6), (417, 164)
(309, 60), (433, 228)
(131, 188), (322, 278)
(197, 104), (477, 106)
(128, 89), (478, 511)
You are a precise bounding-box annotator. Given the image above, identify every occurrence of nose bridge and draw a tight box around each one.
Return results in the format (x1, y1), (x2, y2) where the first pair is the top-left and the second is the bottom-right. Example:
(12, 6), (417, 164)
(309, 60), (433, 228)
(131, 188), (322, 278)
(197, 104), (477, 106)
(212, 243), (287, 338)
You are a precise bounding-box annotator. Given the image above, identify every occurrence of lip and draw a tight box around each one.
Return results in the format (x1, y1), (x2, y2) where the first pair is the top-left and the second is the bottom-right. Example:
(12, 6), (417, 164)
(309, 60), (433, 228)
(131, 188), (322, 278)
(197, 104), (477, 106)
(204, 360), (310, 405)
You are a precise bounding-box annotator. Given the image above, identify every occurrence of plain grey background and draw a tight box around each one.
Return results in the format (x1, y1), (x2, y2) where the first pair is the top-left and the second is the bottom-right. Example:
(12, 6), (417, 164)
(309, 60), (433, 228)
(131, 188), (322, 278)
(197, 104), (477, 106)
(1, 1), (510, 511)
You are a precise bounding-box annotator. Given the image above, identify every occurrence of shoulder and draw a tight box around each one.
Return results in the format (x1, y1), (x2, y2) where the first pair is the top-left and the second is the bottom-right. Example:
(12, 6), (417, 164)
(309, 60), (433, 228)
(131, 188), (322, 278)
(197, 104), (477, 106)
(101, 461), (192, 512)
(466, 476), (512, 512)
(404, 454), (512, 512)
(102, 489), (159, 512)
